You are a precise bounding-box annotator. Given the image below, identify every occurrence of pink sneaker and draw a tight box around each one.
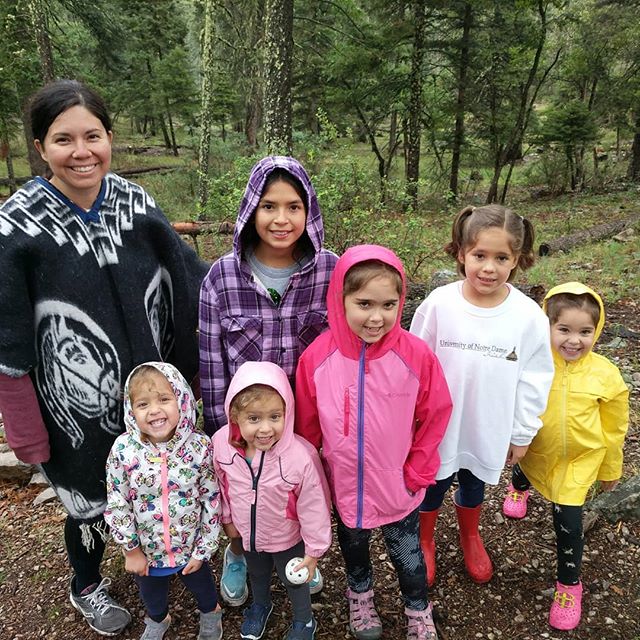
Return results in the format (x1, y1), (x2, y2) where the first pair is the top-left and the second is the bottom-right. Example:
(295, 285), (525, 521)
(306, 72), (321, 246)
(502, 484), (529, 519)
(406, 604), (438, 640)
(346, 588), (382, 640)
(549, 581), (582, 630)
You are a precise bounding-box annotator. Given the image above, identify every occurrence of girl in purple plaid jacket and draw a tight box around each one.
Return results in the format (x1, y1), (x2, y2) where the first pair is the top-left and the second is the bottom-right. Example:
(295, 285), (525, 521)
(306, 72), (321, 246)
(199, 156), (337, 608)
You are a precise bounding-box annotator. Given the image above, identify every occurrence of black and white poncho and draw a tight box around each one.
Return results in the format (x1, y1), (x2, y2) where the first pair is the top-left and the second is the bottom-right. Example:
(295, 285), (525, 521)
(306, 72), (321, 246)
(0, 172), (209, 525)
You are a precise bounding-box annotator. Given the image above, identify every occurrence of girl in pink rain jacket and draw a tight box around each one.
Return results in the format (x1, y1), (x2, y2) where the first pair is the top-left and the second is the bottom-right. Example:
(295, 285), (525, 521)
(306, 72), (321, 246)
(295, 245), (452, 639)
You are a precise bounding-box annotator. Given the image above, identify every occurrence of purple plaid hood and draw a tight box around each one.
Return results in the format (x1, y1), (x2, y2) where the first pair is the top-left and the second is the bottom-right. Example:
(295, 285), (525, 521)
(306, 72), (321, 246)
(199, 157), (337, 434)
(233, 155), (325, 259)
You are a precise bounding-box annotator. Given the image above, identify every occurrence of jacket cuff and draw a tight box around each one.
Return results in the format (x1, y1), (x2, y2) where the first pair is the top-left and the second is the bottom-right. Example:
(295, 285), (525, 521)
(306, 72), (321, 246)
(304, 546), (329, 559)
(11, 440), (50, 465)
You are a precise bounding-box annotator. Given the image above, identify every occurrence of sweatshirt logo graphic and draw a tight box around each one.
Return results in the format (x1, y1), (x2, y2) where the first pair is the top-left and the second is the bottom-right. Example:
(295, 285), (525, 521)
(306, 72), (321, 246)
(439, 339), (518, 361)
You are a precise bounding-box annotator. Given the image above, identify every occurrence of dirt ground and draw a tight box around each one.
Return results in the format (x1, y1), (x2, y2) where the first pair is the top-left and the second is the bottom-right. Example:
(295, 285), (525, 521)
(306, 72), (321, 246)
(0, 302), (638, 640)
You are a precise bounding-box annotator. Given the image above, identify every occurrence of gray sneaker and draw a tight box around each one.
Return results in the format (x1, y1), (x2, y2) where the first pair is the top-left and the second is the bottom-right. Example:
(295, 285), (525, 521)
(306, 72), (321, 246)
(69, 577), (132, 636)
(141, 615), (171, 640)
(198, 609), (223, 640)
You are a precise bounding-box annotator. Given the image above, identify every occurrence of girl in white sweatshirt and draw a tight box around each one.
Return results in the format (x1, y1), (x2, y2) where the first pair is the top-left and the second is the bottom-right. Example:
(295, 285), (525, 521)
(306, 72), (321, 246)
(410, 204), (554, 587)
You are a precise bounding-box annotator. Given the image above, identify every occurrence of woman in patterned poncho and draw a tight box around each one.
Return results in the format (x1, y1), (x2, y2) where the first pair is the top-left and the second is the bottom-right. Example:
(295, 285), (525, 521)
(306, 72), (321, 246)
(0, 80), (208, 637)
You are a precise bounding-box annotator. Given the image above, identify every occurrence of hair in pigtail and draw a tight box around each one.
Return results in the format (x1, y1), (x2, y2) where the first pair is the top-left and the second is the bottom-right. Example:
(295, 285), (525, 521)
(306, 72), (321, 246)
(516, 217), (536, 271)
(445, 206), (475, 276)
(446, 204), (536, 280)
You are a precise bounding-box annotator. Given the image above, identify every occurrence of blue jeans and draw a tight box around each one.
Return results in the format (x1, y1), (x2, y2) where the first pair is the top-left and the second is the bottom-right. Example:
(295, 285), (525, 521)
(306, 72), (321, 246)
(420, 468), (485, 511)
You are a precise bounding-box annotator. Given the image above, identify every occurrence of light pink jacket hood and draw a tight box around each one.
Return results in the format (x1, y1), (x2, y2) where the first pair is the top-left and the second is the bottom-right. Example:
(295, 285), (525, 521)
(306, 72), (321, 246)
(296, 245), (452, 529)
(212, 361), (331, 557)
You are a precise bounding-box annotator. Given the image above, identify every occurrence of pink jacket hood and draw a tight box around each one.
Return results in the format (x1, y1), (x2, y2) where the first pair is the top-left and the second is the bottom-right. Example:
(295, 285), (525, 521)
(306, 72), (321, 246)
(328, 244), (406, 359)
(224, 360), (295, 452)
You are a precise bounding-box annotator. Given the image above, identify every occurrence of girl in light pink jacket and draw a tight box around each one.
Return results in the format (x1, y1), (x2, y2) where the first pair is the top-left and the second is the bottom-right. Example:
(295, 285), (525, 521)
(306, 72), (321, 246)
(211, 361), (331, 640)
(295, 245), (453, 640)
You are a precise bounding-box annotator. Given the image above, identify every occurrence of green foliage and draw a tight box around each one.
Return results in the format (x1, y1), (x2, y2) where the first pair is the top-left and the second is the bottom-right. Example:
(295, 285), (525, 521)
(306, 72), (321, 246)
(539, 101), (598, 151)
(199, 154), (263, 223)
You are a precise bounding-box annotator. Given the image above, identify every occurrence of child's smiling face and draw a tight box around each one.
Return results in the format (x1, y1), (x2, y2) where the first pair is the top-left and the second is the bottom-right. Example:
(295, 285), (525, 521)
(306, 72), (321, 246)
(130, 371), (180, 444)
(235, 391), (285, 457)
(343, 275), (400, 344)
(550, 307), (596, 362)
(253, 179), (306, 267)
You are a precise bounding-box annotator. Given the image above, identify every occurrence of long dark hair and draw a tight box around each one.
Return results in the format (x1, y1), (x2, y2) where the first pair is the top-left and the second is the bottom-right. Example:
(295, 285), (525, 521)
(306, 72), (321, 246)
(240, 167), (313, 258)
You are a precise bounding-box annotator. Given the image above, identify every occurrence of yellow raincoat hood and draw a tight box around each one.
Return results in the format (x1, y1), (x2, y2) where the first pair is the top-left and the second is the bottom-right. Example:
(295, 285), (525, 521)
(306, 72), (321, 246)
(520, 282), (629, 505)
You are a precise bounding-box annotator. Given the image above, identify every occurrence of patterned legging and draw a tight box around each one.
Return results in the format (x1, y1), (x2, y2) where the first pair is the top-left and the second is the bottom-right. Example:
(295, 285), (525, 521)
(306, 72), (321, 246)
(335, 507), (428, 611)
(512, 464), (583, 585)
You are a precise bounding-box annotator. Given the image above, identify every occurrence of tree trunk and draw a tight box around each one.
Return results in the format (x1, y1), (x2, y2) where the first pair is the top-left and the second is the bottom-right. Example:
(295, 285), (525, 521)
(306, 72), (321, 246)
(197, 0), (216, 213)
(627, 110), (640, 181)
(449, 1), (473, 200)
(28, 0), (54, 82)
(262, 0), (293, 155)
(166, 105), (179, 157)
(22, 108), (47, 177)
(405, 1), (427, 210)
(158, 114), (171, 149)
(388, 109), (398, 165)
(23, 0), (52, 176)
(244, 0), (265, 149)
(1, 130), (17, 195)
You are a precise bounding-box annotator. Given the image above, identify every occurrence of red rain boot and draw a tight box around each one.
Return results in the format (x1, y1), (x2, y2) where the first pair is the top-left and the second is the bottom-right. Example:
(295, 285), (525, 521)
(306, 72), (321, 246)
(419, 510), (438, 588)
(454, 500), (493, 583)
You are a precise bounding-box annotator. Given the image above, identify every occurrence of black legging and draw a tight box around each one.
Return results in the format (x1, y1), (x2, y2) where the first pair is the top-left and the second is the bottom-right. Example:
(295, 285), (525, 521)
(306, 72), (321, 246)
(135, 562), (218, 622)
(512, 464), (583, 585)
(335, 507), (428, 611)
(65, 516), (108, 594)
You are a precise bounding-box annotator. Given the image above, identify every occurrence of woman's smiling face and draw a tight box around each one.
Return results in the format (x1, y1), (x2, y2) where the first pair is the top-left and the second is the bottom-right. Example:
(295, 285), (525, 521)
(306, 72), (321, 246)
(35, 104), (112, 209)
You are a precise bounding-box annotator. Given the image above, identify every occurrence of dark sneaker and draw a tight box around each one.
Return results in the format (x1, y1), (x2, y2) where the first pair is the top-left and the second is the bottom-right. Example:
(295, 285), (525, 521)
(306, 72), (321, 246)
(69, 577), (131, 636)
(286, 616), (317, 640)
(240, 602), (274, 640)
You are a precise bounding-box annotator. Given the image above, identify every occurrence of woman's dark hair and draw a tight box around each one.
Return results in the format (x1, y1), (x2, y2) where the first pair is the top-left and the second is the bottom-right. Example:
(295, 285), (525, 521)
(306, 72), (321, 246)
(30, 79), (112, 143)
(241, 167), (312, 257)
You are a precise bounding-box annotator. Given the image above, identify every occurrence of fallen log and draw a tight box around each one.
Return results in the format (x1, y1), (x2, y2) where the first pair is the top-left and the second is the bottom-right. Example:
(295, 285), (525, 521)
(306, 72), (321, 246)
(171, 220), (235, 257)
(538, 215), (639, 256)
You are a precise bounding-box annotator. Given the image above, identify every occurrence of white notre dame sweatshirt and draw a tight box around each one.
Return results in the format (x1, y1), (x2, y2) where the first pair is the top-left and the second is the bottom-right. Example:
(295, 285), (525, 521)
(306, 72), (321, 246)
(410, 281), (554, 484)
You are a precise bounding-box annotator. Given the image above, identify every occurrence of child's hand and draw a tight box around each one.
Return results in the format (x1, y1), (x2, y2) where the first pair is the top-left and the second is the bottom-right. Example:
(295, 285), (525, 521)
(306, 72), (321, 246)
(124, 547), (149, 576)
(182, 557), (203, 575)
(600, 479), (619, 492)
(295, 555), (318, 583)
(223, 522), (241, 539)
(505, 444), (529, 466)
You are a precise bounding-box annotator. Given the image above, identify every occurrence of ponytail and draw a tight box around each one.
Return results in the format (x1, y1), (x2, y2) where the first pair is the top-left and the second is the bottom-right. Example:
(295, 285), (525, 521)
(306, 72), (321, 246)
(516, 217), (536, 272)
(445, 206), (475, 276)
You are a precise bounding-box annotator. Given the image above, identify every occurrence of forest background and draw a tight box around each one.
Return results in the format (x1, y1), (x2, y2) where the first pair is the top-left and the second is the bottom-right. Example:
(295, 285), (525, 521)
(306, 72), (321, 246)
(0, 1), (639, 639)
(0, 0), (639, 299)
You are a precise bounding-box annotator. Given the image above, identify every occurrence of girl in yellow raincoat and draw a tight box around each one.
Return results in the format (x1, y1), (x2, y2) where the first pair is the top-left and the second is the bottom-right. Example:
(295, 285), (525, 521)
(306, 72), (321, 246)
(501, 282), (629, 632)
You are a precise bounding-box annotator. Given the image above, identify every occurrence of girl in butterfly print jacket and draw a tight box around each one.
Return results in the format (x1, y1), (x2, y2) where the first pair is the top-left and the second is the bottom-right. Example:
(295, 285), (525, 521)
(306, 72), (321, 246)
(105, 362), (220, 571)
